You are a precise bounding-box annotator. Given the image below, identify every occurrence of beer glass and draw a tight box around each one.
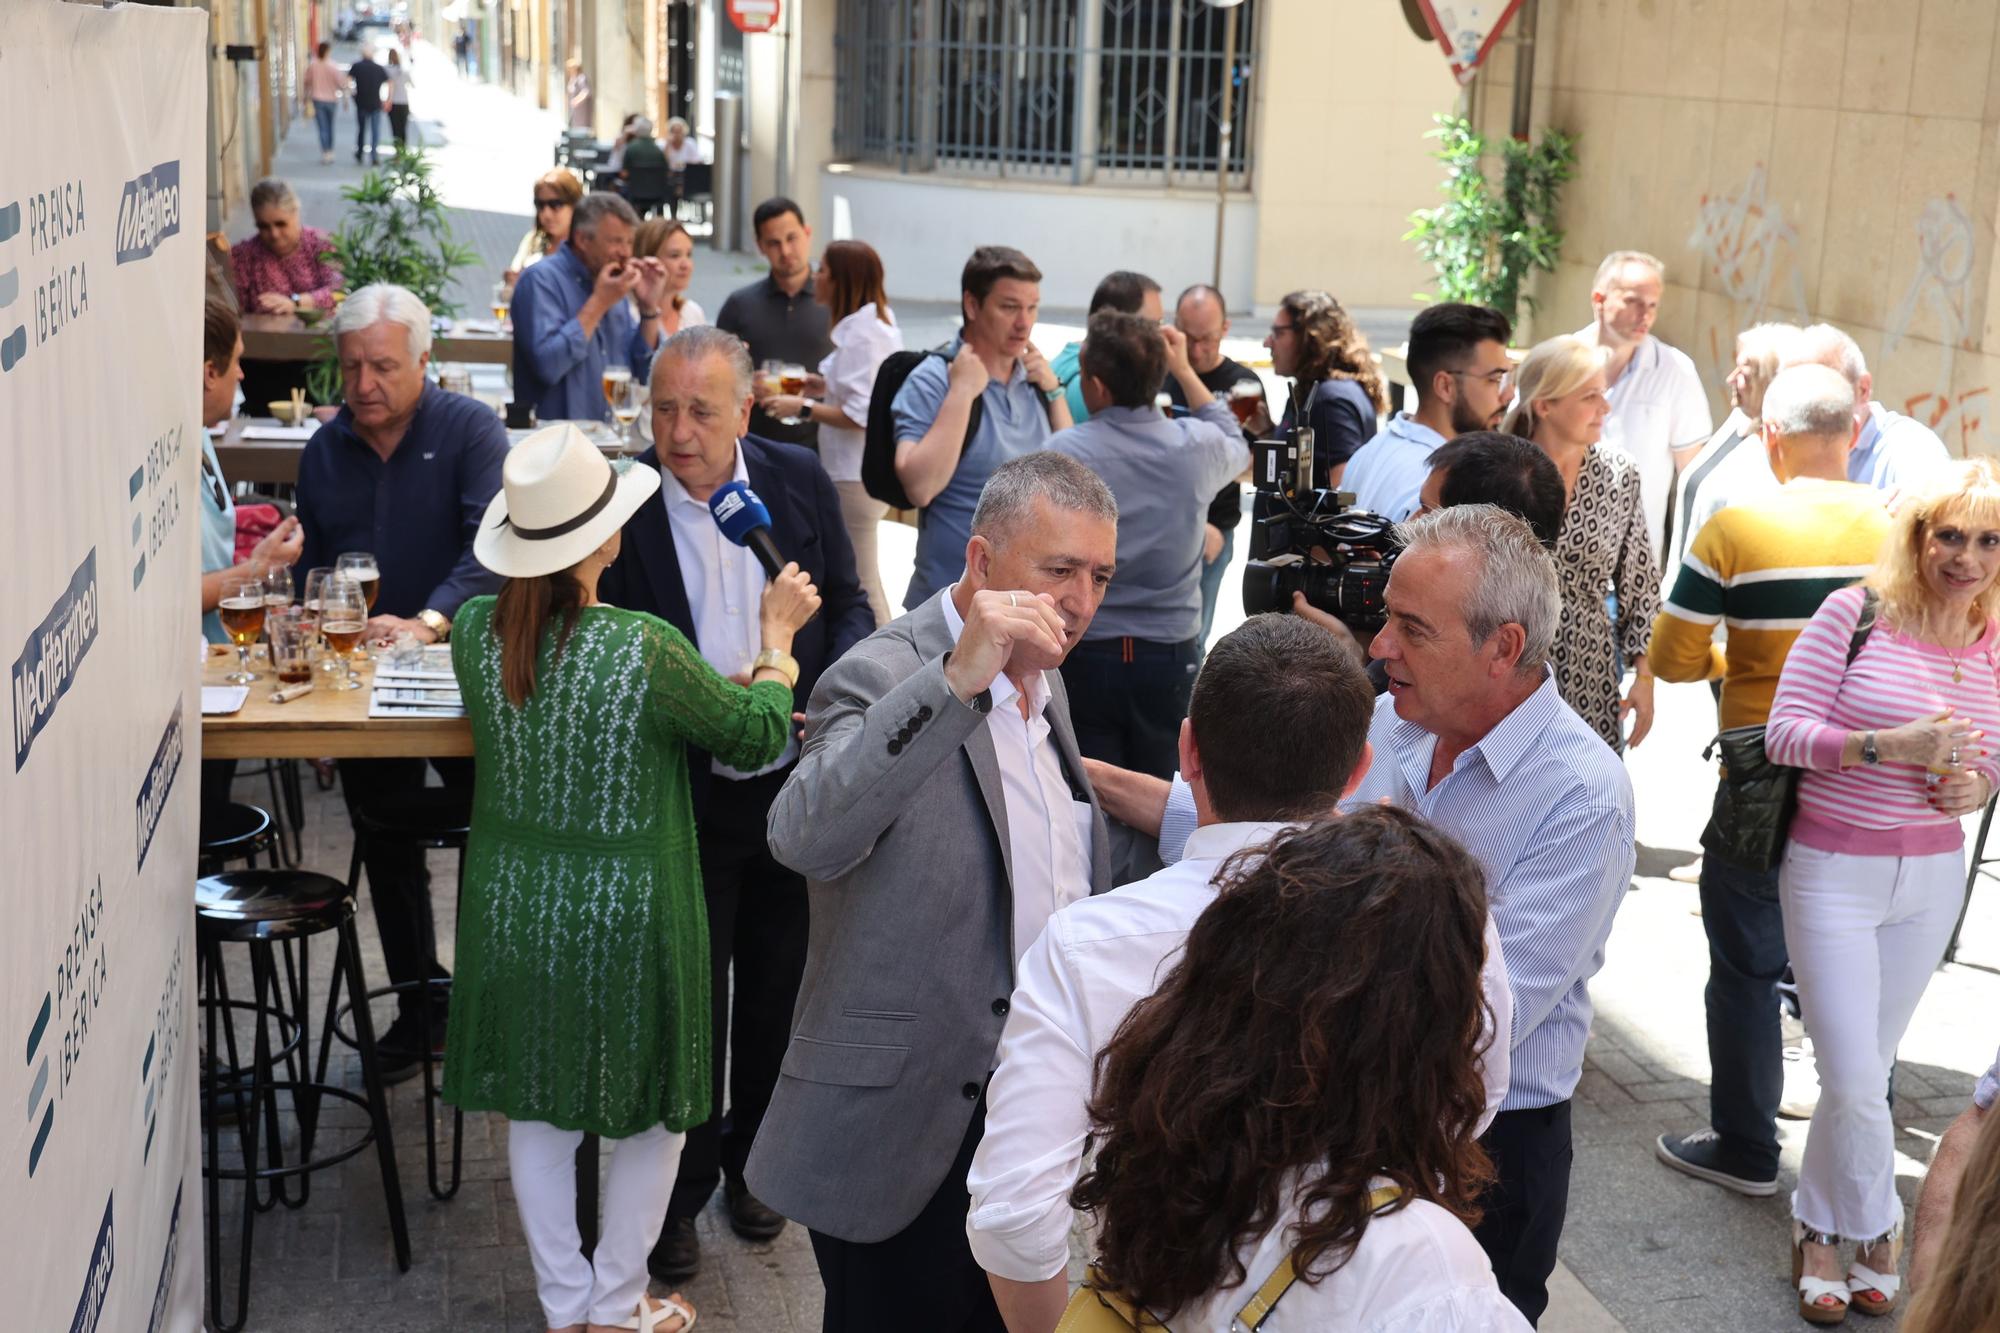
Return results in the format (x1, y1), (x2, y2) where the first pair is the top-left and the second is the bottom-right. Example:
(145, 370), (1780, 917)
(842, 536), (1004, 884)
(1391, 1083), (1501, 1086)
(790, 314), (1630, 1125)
(263, 563), (294, 610)
(335, 552), (381, 614)
(318, 578), (368, 691)
(601, 364), (633, 424)
(491, 280), (510, 328)
(268, 607), (316, 685)
(610, 377), (645, 453)
(1228, 379), (1264, 426)
(219, 578), (268, 684)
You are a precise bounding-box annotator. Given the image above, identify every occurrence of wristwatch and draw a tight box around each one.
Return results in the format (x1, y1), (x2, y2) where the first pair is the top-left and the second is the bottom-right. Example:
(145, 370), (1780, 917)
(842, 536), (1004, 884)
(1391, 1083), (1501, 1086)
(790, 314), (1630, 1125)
(1861, 731), (1880, 765)
(752, 648), (800, 689)
(416, 608), (452, 642)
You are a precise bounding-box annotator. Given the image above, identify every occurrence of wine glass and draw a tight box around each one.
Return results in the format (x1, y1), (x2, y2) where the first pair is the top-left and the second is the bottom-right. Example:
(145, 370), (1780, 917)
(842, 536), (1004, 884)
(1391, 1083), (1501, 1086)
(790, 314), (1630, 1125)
(218, 578), (268, 684)
(335, 552), (381, 616)
(318, 578), (368, 692)
(601, 363), (633, 426)
(262, 563), (294, 610)
(611, 377), (645, 453)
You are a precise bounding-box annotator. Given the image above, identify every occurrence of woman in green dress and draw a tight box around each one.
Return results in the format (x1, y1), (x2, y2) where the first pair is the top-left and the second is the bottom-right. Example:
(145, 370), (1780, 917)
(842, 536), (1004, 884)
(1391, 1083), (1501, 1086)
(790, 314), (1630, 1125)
(445, 423), (821, 1333)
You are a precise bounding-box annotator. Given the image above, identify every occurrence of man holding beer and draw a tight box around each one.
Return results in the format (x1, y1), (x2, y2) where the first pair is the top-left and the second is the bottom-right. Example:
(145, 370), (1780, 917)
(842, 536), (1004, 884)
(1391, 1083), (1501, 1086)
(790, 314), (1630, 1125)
(293, 280), (508, 1079)
(510, 191), (669, 423)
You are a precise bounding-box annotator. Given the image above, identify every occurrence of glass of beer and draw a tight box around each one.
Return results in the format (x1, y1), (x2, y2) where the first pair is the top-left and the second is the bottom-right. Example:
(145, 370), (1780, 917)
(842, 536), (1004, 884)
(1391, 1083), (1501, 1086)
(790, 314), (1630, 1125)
(268, 607), (316, 685)
(610, 376), (644, 453)
(601, 364), (633, 424)
(773, 362), (808, 425)
(219, 578), (268, 684)
(335, 552), (381, 615)
(491, 280), (510, 328)
(1228, 379), (1264, 426)
(319, 578), (368, 691)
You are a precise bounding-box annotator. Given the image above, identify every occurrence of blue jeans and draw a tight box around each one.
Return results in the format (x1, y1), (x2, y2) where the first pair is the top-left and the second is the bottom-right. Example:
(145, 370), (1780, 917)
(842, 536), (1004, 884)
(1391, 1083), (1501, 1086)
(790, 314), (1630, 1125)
(355, 106), (382, 159)
(1698, 786), (1786, 1175)
(1198, 525), (1236, 646)
(312, 99), (337, 152)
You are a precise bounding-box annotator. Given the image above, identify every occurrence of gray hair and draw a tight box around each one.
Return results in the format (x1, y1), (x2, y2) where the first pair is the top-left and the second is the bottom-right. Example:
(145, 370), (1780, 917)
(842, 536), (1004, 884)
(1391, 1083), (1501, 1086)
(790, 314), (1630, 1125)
(331, 282), (434, 363)
(573, 191), (640, 238)
(249, 178), (298, 215)
(1392, 504), (1561, 673)
(651, 325), (753, 401)
(1783, 322), (1869, 386)
(1761, 364), (1856, 440)
(1592, 249), (1665, 292)
(630, 116), (655, 136)
(665, 117), (691, 136)
(971, 452), (1118, 542)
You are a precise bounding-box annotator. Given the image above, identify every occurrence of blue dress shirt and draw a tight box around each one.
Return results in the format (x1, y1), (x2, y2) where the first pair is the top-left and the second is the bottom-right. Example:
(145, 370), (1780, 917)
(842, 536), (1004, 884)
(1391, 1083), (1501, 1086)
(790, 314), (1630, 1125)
(1342, 411), (1449, 521)
(510, 241), (658, 422)
(1847, 401), (1952, 491)
(293, 382), (509, 619)
(1160, 674), (1634, 1110)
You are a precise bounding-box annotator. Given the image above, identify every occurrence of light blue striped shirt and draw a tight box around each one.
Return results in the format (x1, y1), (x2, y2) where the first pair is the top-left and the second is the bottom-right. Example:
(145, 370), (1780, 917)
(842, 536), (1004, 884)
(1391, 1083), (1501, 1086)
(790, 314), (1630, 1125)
(1160, 673), (1634, 1110)
(1341, 411), (1447, 522)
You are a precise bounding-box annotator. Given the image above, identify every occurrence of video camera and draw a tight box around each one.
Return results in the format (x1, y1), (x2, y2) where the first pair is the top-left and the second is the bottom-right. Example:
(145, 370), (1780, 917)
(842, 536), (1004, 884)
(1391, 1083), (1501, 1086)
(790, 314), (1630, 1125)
(1240, 426), (1400, 632)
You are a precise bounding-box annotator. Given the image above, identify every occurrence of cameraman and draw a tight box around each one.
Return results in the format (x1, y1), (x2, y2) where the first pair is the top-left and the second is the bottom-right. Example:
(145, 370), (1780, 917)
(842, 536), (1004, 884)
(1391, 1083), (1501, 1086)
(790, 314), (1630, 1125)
(1289, 432), (1566, 689)
(1049, 311), (1249, 777)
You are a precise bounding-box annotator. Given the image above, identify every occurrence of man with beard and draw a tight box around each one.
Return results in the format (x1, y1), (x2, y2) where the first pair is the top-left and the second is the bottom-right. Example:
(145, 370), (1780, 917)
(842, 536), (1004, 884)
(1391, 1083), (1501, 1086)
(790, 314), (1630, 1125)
(1342, 302), (1515, 521)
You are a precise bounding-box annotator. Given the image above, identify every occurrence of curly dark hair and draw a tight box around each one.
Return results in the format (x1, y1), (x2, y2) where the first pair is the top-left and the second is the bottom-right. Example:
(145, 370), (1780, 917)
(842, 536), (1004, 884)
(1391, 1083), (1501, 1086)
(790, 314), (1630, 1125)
(1071, 806), (1497, 1320)
(1282, 290), (1389, 414)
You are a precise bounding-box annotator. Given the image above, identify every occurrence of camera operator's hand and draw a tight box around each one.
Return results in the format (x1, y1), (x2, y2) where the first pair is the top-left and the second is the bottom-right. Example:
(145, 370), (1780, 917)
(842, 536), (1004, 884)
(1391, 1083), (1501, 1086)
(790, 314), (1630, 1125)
(1082, 758), (1171, 840)
(944, 589), (1067, 704)
(1290, 592), (1368, 664)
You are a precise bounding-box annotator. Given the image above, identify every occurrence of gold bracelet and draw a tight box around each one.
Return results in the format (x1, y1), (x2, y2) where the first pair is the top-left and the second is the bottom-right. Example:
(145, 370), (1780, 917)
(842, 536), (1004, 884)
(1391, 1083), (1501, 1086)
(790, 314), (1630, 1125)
(752, 648), (800, 689)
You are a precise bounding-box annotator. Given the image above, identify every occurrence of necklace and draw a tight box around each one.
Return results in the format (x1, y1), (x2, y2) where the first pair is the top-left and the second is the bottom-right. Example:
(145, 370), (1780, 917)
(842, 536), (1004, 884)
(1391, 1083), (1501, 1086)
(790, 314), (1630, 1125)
(1926, 612), (1976, 683)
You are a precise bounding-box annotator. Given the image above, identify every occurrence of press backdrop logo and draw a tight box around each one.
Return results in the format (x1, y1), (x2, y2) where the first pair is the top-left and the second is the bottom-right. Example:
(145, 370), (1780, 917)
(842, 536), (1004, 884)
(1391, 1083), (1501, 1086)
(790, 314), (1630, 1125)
(0, 197), (23, 372)
(114, 161), (180, 265)
(22, 875), (109, 1179)
(134, 701), (183, 872)
(69, 1193), (114, 1333)
(11, 549), (100, 771)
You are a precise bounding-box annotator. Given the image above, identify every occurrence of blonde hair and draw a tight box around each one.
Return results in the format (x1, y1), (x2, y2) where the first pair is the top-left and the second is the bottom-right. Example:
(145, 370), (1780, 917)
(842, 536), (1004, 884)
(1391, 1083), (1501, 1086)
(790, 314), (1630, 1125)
(1867, 457), (2000, 633)
(1592, 250), (1665, 292)
(1904, 1106), (2000, 1333)
(1733, 322), (1799, 421)
(1500, 336), (1605, 439)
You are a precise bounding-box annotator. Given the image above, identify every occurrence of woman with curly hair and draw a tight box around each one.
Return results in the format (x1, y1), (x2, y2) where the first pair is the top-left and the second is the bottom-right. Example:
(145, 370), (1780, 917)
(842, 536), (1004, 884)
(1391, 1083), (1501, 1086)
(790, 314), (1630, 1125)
(1261, 289), (1389, 489)
(1068, 807), (1527, 1331)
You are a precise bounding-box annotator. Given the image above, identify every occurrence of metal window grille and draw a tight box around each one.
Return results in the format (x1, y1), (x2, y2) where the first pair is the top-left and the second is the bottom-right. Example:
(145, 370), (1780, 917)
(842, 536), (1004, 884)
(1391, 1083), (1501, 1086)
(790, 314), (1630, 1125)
(834, 0), (1255, 188)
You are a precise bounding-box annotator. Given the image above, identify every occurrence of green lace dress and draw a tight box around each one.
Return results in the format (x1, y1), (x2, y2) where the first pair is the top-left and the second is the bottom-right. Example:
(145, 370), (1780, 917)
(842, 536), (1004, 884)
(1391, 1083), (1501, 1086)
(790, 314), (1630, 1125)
(442, 597), (793, 1137)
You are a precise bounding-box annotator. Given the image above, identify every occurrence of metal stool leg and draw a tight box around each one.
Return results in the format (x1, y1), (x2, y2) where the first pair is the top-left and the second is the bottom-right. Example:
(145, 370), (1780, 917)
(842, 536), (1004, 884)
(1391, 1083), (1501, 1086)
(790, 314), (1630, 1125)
(1947, 792), (1999, 963)
(202, 937), (228, 1330)
(341, 914), (412, 1271)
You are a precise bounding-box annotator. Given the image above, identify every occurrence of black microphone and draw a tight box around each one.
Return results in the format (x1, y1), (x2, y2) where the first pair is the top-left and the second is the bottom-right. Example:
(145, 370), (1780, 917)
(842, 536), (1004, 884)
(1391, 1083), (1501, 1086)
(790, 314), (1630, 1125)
(709, 480), (785, 580)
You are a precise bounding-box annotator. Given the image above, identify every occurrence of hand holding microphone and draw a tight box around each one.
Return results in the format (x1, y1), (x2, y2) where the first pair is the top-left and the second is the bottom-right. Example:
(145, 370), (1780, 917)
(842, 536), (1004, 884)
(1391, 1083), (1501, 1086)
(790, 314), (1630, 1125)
(708, 480), (820, 634)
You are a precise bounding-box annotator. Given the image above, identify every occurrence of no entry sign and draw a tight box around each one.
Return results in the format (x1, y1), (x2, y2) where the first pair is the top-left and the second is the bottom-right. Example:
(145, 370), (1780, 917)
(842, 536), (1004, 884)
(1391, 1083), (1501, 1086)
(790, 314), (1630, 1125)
(726, 0), (780, 33)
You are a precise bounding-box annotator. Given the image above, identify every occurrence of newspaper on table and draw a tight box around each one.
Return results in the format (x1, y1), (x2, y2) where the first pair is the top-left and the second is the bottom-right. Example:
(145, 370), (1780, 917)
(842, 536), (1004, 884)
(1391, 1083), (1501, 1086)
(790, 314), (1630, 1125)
(368, 644), (465, 718)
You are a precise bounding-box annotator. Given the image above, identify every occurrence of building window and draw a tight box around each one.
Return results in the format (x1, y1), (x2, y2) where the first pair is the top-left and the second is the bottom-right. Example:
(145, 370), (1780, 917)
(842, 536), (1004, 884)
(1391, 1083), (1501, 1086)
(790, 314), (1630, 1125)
(833, 0), (1256, 188)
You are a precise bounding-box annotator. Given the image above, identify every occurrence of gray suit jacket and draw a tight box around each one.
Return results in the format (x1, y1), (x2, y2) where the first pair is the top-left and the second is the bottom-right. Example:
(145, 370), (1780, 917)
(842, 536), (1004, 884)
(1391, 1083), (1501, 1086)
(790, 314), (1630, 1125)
(748, 590), (1113, 1243)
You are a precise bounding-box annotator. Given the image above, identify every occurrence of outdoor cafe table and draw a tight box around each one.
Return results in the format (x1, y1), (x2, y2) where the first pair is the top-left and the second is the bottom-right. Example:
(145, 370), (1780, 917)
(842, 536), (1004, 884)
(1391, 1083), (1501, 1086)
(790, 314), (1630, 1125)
(239, 313), (513, 366)
(214, 420), (626, 488)
(200, 646), (470, 760)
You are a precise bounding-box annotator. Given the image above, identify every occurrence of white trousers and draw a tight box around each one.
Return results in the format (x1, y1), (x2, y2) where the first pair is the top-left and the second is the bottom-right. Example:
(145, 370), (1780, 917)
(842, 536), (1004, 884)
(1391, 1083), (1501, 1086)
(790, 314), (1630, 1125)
(507, 1118), (685, 1328)
(1779, 840), (1962, 1238)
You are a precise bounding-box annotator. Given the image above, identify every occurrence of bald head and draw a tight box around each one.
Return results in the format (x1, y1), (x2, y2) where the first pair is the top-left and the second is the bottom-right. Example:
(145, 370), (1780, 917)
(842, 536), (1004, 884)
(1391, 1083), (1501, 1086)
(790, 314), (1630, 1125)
(1173, 284), (1230, 374)
(1760, 363), (1860, 483)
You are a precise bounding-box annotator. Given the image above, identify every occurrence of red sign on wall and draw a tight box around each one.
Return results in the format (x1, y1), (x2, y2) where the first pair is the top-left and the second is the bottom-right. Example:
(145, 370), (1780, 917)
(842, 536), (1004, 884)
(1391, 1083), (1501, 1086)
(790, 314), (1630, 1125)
(726, 0), (780, 34)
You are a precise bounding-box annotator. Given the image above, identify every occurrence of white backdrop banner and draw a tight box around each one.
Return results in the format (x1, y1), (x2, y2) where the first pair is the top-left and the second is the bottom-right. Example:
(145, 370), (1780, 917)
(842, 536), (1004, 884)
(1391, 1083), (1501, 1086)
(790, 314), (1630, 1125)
(1, 3), (208, 1330)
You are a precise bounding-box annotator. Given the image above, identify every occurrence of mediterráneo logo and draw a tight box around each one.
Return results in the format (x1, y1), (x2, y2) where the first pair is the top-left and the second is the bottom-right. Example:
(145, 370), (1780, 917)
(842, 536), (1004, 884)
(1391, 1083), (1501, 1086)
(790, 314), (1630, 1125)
(135, 701), (184, 872)
(68, 1193), (114, 1333)
(114, 161), (180, 265)
(12, 550), (100, 771)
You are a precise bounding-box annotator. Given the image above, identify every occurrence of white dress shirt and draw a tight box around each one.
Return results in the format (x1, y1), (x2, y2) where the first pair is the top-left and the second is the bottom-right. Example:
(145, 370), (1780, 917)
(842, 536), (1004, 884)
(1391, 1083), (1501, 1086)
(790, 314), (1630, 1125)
(940, 587), (1093, 964)
(660, 444), (798, 778)
(967, 820), (1511, 1284)
(816, 303), (905, 483)
(1577, 328), (1713, 551)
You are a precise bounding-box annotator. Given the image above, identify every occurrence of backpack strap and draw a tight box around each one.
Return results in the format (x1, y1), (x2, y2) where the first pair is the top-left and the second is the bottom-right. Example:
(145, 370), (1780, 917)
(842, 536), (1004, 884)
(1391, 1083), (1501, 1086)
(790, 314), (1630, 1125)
(1232, 1184), (1403, 1330)
(1846, 587), (1878, 665)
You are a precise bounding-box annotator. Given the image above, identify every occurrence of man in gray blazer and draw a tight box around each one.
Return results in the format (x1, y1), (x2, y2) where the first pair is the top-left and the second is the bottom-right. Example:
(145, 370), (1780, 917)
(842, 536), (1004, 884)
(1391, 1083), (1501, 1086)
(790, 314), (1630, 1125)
(751, 452), (1119, 1331)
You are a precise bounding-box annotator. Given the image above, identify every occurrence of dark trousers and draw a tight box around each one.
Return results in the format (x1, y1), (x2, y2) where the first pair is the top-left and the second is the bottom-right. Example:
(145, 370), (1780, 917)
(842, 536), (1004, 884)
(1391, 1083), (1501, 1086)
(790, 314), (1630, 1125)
(338, 756), (472, 1020)
(387, 105), (410, 145)
(199, 758), (239, 838)
(1473, 1100), (1573, 1327)
(355, 105), (382, 159)
(808, 1094), (1005, 1333)
(1059, 634), (1201, 780)
(1698, 787), (1787, 1175)
(660, 767), (810, 1225)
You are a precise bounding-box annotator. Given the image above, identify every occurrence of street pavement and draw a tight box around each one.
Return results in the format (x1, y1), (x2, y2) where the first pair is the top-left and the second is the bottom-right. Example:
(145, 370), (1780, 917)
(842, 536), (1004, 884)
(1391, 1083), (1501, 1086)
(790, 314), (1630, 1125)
(207, 41), (2000, 1333)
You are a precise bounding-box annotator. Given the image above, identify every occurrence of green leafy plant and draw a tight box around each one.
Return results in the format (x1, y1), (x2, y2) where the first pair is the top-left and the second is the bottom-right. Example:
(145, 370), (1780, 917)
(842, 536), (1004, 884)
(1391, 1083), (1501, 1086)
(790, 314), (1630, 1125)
(1405, 115), (1577, 329)
(305, 147), (477, 403)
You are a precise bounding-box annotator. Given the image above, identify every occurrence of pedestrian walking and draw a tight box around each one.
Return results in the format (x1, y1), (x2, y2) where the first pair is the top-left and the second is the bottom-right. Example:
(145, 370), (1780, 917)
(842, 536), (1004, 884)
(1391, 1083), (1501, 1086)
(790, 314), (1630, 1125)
(349, 44), (389, 164)
(302, 42), (345, 165)
(385, 48), (415, 149)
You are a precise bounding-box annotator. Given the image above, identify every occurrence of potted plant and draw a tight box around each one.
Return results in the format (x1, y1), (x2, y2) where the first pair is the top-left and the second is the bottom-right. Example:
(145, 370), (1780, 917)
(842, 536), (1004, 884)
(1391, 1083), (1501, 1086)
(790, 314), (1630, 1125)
(305, 147), (477, 404)
(1405, 114), (1576, 331)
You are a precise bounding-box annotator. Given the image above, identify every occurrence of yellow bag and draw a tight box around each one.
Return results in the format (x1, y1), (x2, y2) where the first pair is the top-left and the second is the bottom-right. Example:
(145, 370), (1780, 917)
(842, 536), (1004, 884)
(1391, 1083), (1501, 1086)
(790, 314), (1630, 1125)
(1054, 1184), (1402, 1332)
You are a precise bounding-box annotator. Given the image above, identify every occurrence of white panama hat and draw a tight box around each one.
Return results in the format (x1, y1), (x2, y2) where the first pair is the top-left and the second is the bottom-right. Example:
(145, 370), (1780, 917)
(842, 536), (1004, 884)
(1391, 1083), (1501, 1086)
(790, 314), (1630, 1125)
(474, 424), (660, 579)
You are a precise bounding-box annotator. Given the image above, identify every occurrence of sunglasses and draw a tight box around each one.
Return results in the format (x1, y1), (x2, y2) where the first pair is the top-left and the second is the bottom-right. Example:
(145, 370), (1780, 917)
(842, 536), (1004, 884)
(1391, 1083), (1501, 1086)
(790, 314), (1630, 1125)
(533, 197), (567, 211)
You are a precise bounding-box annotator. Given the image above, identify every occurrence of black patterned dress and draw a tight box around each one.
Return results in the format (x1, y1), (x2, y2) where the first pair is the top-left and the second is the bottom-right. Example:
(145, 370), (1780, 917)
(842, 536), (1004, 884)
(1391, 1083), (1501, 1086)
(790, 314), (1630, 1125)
(1551, 445), (1660, 751)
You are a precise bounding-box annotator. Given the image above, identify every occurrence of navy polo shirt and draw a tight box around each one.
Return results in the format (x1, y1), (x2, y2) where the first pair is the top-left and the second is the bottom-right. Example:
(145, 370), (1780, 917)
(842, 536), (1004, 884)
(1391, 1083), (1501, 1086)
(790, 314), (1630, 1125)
(293, 382), (508, 619)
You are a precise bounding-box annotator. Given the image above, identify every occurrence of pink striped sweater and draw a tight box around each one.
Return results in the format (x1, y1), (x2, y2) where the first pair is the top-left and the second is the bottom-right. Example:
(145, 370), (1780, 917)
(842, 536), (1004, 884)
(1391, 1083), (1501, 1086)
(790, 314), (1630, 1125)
(1767, 585), (2000, 856)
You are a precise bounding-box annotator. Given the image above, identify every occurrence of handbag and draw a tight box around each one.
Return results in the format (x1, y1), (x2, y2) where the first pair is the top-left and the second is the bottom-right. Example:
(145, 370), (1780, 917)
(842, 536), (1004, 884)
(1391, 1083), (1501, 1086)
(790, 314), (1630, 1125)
(1702, 588), (1877, 872)
(1053, 1183), (1402, 1333)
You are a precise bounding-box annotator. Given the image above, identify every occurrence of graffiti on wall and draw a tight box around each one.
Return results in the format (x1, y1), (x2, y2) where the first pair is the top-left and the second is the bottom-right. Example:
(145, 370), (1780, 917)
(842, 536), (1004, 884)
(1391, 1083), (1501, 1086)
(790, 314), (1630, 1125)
(1884, 195), (1985, 455)
(1688, 164), (1810, 382)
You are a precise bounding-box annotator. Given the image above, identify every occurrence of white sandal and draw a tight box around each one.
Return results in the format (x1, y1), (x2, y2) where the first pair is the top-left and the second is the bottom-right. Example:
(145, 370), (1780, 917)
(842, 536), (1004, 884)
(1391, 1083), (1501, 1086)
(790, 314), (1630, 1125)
(1792, 1221), (1849, 1325)
(1847, 1223), (1902, 1317)
(636, 1293), (696, 1333)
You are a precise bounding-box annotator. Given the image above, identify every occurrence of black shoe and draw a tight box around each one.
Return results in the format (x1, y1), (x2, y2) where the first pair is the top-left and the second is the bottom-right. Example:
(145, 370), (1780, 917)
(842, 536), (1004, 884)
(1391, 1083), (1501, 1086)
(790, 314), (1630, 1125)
(726, 1177), (786, 1240)
(650, 1216), (700, 1283)
(370, 1011), (447, 1085)
(1655, 1129), (1777, 1197)
(354, 151), (364, 163)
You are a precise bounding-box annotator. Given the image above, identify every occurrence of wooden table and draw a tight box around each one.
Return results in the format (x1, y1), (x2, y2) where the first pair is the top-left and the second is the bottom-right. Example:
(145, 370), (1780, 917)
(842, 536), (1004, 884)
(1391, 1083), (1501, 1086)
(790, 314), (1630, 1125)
(213, 415), (319, 486)
(239, 313), (513, 366)
(201, 647), (471, 759)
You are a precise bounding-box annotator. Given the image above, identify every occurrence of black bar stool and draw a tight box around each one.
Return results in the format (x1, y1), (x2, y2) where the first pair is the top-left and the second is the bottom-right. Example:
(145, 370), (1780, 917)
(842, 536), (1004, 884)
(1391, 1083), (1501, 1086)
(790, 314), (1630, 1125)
(1949, 790), (2000, 962)
(235, 758), (308, 865)
(199, 801), (280, 873)
(333, 787), (472, 1200)
(198, 870), (411, 1333)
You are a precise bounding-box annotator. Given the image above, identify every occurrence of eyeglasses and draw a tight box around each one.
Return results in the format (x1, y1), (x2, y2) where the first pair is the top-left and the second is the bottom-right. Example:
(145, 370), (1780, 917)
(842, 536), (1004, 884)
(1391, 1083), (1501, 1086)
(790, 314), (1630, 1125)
(1268, 322), (1295, 336)
(1451, 368), (1512, 387)
(533, 197), (567, 211)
